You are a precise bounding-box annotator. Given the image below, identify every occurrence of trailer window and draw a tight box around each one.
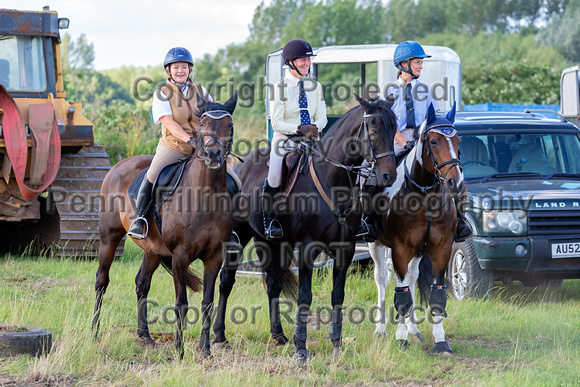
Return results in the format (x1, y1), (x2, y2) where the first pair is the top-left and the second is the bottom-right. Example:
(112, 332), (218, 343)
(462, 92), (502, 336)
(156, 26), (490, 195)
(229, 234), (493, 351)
(0, 35), (47, 92)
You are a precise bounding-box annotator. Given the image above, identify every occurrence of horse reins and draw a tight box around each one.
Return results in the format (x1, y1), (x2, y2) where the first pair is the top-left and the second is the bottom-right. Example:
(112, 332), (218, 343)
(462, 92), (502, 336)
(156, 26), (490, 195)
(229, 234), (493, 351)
(304, 112), (394, 222)
(404, 124), (462, 194)
(404, 124), (462, 257)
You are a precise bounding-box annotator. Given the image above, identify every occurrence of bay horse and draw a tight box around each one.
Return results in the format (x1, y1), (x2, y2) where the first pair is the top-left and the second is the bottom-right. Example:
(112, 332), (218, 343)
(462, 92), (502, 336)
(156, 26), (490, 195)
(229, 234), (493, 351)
(213, 95), (398, 360)
(369, 103), (463, 354)
(92, 93), (237, 358)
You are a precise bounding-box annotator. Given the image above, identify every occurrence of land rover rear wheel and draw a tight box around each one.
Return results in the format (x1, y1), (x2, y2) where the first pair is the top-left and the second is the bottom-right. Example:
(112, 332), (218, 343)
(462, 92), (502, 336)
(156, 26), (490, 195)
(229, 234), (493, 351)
(446, 239), (493, 300)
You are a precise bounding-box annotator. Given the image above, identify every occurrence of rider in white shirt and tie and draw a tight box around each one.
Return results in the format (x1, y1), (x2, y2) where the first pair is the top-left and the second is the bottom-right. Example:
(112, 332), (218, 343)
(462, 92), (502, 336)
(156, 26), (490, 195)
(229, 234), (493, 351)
(263, 39), (328, 240)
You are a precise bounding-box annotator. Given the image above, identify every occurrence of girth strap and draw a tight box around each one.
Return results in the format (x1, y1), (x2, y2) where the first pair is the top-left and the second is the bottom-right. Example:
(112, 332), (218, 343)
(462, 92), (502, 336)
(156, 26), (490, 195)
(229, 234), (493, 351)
(309, 160), (358, 221)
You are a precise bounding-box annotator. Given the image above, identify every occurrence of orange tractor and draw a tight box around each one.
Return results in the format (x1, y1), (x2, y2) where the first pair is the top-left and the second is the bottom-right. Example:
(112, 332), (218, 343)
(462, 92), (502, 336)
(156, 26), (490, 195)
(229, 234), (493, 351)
(0, 7), (122, 257)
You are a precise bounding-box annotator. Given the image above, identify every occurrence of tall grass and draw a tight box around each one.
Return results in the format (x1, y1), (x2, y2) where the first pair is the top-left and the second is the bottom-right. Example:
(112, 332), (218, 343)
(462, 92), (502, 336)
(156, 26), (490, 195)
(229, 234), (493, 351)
(0, 249), (578, 386)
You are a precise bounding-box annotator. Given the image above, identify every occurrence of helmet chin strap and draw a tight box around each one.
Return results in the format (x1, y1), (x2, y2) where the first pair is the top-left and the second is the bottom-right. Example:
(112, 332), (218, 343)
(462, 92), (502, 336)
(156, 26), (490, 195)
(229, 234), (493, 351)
(289, 60), (309, 77)
(401, 59), (419, 80)
(166, 67), (193, 92)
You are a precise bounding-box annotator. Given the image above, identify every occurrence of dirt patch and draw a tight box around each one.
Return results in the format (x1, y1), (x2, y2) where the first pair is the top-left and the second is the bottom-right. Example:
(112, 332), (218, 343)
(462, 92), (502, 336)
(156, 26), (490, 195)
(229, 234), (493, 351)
(0, 373), (16, 386)
(0, 373), (74, 387)
(25, 372), (75, 386)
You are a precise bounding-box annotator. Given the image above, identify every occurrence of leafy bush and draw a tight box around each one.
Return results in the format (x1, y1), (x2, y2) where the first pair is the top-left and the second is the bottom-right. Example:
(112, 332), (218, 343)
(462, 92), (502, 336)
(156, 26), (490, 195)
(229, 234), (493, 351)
(462, 62), (561, 105)
(86, 100), (160, 165)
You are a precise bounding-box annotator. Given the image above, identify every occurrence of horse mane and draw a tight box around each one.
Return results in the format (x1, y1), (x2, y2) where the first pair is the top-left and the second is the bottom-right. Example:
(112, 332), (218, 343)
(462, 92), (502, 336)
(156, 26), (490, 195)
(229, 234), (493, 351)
(323, 98), (396, 139)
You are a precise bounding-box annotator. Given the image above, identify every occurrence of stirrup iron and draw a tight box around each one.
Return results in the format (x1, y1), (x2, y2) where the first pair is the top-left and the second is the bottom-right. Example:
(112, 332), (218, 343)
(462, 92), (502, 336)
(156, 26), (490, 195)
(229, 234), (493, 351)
(128, 217), (149, 240)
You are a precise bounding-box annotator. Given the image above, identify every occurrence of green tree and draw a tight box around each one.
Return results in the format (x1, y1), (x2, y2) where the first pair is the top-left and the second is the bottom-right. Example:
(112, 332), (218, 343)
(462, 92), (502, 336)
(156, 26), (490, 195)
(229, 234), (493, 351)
(61, 33), (131, 105)
(536, 0), (580, 63)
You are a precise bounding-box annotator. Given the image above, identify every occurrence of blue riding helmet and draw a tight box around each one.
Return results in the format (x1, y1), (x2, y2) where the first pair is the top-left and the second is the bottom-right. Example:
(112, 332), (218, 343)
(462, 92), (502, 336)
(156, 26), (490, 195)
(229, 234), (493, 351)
(164, 47), (194, 68)
(393, 41), (431, 79)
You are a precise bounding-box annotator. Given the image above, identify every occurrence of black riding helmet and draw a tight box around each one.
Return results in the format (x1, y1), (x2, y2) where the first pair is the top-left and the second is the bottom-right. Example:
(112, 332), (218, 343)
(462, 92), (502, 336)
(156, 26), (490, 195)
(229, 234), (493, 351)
(282, 39), (316, 77)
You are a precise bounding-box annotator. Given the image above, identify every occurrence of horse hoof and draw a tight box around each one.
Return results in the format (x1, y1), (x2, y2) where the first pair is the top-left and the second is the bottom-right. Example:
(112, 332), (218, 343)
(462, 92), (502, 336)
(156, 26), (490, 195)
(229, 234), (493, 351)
(142, 337), (157, 347)
(293, 349), (311, 363)
(410, 332), (422, 343)
(396, 339), (409, 349)
(433, 341), (453, 355)
(212, 340), (231, 350)
(332, 346), (341, 359)
(373, 328), (387, 337)
(273, 334), (289, 346)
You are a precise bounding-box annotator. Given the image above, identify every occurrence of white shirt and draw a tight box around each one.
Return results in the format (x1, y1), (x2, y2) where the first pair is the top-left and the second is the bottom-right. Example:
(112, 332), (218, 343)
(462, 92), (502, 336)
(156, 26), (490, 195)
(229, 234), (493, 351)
(270, 72), (327, 135)
(388, 78), (440, 132)
(152, 83), (214, 124)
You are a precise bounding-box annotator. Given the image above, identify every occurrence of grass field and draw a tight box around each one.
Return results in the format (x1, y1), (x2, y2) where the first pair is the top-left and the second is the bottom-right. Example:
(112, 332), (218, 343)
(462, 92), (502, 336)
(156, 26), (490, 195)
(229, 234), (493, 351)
(0, 240), (579, 386)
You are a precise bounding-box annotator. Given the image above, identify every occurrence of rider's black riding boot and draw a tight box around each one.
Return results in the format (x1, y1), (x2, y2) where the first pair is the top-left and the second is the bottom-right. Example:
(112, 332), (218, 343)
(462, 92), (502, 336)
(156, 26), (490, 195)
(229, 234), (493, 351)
(357, 185), (380, 242)
(262, 179), (283, 240)
(454, 197), (473, 243)
(128, 178), (154, 240)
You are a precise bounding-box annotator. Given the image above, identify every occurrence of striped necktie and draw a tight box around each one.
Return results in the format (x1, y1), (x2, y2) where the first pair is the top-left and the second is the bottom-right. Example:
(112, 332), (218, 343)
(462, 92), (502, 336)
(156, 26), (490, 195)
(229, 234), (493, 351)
(298, 80), (311, 125)
(406, 83), (415, 129)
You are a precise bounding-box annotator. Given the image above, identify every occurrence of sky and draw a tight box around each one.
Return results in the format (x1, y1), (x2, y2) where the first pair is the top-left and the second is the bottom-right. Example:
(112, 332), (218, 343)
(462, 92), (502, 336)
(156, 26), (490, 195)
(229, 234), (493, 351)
(4, 0), (265, 70)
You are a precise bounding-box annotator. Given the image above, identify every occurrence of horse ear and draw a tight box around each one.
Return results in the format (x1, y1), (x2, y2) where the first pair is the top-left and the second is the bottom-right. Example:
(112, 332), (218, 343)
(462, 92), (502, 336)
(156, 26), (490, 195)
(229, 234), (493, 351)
(426, 103), (437, 126)
(446, 101), (457, 123)
(353, 93), (372, 112)
(196, 92), (207, 115)
(224, 90), (238, 114)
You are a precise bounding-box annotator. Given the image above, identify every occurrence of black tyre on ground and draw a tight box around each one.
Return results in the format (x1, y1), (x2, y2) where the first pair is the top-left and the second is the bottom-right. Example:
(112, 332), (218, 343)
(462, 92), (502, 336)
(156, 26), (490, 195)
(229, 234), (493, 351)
(446, 239), (494, 300)
(0, 325), (52, 357)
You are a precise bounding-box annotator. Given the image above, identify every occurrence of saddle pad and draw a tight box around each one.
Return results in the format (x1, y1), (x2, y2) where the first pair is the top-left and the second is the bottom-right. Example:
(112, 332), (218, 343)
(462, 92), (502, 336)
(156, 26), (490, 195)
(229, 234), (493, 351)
(128, 159), (240, 235)
(127, 158), (188, 205)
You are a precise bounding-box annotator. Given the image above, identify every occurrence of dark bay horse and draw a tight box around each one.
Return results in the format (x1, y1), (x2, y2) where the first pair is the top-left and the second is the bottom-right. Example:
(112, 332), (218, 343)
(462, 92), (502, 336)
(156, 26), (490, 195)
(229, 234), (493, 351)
(369, 103), (463, 354)
(92, 94), (237, 358)
(213, 95), (398, 360)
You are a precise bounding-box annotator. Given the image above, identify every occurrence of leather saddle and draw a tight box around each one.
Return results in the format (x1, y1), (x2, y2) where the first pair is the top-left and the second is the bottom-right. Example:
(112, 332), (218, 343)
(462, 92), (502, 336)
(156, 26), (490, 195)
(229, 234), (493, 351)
(267, 144), (308, 197)
(128, 157), (242, 234)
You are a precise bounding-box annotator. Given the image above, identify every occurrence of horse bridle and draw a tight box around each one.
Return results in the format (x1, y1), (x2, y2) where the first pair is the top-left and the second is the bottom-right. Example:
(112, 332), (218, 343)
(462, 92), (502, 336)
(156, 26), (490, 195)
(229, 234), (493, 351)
(196, 110), (233, 165)
(404, 124), (462, 193)
(303, 111), (395, 180)
(302, 110), (395, 221)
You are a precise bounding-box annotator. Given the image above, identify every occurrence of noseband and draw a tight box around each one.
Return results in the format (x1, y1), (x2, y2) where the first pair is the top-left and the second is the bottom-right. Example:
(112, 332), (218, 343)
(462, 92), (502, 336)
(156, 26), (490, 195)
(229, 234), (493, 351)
(423, 124), (462, 180)
(361, 112), (396, 168)
(196, 110), (233, 166)
(405, 124), (462, 193)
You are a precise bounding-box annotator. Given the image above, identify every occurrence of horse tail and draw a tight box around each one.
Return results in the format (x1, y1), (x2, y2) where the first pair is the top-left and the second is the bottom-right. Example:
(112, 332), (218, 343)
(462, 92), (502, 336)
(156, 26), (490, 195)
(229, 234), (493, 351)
(263, 266), (298, 303)
(159, 256), (203, 293)
(417, 253), (433, 306)
(280, 267), (298, 302)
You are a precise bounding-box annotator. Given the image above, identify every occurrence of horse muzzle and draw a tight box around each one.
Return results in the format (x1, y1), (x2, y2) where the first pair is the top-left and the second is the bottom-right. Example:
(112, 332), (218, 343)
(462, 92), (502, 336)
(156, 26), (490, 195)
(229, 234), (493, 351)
(204, 147), (225, 169)
(445, 175), (465, 197)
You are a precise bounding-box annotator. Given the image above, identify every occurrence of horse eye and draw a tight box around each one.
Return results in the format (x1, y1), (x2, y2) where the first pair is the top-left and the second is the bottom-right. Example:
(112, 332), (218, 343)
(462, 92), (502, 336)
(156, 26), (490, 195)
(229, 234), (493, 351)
(430, 139), (437, 146)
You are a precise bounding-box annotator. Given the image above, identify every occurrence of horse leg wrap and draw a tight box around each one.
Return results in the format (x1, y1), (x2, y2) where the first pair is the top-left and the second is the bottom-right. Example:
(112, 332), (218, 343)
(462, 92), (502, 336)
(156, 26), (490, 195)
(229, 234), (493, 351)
(293, 323), (307, 348)
(394, 286), (413, 320)
(429, 284), (448, 318)
(293, 309), (308, 348)
(329, 308), (343, 343)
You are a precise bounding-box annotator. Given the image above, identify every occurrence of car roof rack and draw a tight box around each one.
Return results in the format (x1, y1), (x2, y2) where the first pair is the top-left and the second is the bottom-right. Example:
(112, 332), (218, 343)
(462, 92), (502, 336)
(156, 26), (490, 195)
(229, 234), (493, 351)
(523, 109), (567, 122)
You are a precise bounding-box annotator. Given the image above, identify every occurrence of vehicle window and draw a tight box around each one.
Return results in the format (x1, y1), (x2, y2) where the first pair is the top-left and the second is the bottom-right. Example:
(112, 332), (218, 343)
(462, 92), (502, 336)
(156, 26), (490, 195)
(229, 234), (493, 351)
(460, 132), (580, 178)
(0, 35), (47, 92)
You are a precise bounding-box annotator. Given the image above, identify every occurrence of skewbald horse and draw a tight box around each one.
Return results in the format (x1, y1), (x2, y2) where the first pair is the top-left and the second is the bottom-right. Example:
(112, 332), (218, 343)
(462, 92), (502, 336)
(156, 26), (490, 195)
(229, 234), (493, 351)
(369, 102), (463, 354)
(92, 93), (238, 358)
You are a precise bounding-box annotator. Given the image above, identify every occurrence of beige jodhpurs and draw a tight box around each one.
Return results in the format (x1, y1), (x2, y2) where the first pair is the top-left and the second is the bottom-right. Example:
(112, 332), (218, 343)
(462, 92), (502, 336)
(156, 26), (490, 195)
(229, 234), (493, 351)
(146, 143), (186, 183)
